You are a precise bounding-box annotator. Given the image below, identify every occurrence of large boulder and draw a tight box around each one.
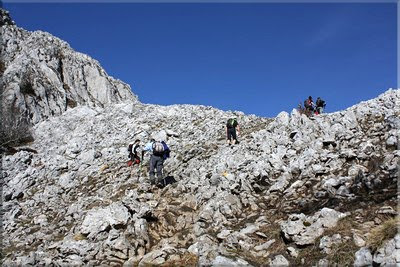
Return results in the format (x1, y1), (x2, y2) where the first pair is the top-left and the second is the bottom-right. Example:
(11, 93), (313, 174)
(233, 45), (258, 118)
(80, 203), (130, 238)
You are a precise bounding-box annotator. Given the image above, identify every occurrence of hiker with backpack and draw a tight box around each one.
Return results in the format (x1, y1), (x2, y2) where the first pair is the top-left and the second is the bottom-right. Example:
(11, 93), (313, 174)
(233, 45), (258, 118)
(127, 139), (141, 167)
(304, 96), (315, 116)
(225, 118), (240, 146)
(143, 139), (170, 185)
(316, 97), (326, 115)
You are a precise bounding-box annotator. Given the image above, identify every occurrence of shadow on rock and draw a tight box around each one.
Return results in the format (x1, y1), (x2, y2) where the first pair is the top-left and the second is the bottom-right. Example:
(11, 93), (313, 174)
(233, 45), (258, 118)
(158, 176), (177, 188)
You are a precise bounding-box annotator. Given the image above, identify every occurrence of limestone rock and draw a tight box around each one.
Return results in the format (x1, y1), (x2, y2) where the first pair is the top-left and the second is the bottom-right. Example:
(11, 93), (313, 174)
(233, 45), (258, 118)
(354, 247), (373, 267)
(373, 235), (400, 266)
(212, 255), (251, 267)
(280, 208), (346, 246)
(80, 203), (130, 238)
(269, 255), (289, 266)
(0, 10), (138, 124)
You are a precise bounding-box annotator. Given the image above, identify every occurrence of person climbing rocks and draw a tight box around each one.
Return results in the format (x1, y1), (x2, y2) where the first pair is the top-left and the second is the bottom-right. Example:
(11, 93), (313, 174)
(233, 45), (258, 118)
(129, 139), (141, 166)
(128, 139), (141, 167)
(226, 117), (240, 146)
(304, 96), (315, 116)
(143, 139), (170, 185)
(316, 97), (326, 115)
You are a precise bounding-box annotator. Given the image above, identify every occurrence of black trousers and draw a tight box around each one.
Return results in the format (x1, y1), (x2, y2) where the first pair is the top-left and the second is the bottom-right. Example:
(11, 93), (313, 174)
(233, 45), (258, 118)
(227, 127), (237, 141)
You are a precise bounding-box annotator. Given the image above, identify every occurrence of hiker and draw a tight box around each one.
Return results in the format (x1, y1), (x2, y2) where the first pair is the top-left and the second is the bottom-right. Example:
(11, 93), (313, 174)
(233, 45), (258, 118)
(316, 97), (326, 115)
(226, 117), (240, 146)
(304, 96), (315, 115)
(129, 139), (141, 165)
(143, 139), (170, 185)
(128, 139), (141, 167)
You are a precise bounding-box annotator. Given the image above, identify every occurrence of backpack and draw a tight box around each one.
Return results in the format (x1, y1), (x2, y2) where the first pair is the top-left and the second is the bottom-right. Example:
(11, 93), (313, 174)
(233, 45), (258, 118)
(316, 98), (324, 107)
(227, 118), (238, 128)
(128, 144), (133, 153)
(152, 141), (165, 156)
(304, 100), (309, 108)
(128, 143), (133, 158)
(133, 144), (140, 155)
(161, 141), (170, 159)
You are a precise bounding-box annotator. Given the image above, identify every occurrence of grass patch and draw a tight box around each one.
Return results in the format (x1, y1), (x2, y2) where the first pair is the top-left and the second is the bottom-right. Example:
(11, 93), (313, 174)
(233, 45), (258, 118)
(294, 235), (357, 266)
(326, 238), (358, 266)
(367, 217), (399, 252)
(295, 243), (324, 266)
(324, 216), (359, 237)
(245, 221), (287, 258)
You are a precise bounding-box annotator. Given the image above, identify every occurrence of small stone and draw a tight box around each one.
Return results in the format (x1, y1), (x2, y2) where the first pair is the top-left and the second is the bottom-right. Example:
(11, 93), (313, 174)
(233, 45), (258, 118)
(376, 206), (397, 215)
(395, 234), (400, 249)
(254, 239), (275, 251)
(270, 255), (289, 266)
(217, 230), (231, 240)
(354, 247), (372, 267)
(287, 246), (298, 258)
(353, 233), (366, 247)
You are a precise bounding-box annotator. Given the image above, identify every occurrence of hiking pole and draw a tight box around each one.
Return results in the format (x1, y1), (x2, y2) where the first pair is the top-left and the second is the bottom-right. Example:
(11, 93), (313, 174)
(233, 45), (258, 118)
(138, 161), (143, 179)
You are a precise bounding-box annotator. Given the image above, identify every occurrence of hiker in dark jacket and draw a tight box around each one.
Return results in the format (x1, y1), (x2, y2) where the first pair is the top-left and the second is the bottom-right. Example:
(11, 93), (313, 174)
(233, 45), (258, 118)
(304, 96), (315, 115)
(143, 139), (170, 185)
(225, 118), (240, 146)
(128, 139), (141, 166)
(316, 97), (326, 114)
(132, 139), (141, 165)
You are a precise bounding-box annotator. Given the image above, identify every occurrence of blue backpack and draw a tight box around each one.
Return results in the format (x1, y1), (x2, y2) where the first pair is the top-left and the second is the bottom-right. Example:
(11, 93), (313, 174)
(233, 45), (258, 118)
(161, 141), (170, 159)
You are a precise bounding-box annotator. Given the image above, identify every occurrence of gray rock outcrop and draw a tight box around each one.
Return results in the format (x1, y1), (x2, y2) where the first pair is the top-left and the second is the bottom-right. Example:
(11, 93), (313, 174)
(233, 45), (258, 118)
(0, 8), (137, 124)
(280, 208), (346, 246)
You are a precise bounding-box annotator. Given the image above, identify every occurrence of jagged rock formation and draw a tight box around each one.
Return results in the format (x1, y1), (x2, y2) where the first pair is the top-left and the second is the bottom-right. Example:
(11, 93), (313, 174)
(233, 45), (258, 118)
(0, 9), (15, 27)
(0, 8), (137, 124)
(1, 7), (399, 267)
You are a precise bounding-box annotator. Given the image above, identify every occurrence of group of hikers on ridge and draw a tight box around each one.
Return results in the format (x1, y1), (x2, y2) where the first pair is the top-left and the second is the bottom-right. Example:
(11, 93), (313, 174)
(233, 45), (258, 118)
(127, 117), (240, 185)
(299, 96), (326, 116)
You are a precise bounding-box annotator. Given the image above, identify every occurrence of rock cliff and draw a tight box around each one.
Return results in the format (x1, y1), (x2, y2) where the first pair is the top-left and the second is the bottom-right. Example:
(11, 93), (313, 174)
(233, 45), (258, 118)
(0, 8), (137, 124)
(1, 8), (399, 267)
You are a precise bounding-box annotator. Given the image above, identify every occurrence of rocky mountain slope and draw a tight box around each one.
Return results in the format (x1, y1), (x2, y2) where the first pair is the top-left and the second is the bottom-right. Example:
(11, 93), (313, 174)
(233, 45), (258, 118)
(1, 7), (399, 267)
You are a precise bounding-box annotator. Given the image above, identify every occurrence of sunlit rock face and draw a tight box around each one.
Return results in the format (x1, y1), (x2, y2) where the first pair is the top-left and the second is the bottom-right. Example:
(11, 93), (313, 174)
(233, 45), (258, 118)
(1, 7), (399, 267)
(0, 8), (137, 124)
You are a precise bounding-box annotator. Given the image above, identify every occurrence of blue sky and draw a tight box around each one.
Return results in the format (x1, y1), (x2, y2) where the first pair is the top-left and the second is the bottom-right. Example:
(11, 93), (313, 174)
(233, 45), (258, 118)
(4, 3), (397, 117)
